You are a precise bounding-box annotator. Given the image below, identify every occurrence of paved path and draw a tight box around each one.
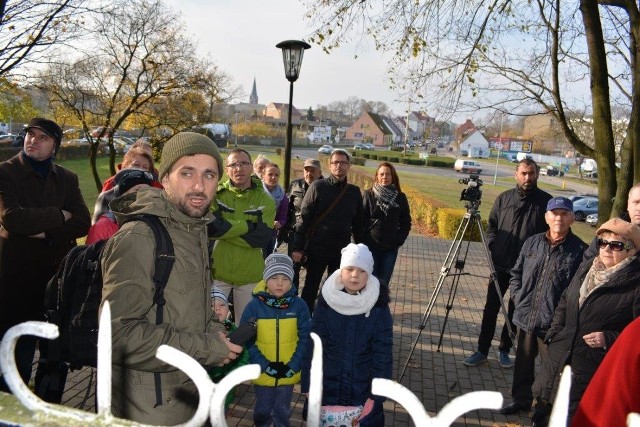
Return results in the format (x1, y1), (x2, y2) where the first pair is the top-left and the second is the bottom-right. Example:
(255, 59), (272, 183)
(59, 235), (533, 426)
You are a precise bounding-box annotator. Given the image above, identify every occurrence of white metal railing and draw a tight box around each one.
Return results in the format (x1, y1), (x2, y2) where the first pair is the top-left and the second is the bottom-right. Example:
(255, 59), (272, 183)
(1, 301), (637, 426)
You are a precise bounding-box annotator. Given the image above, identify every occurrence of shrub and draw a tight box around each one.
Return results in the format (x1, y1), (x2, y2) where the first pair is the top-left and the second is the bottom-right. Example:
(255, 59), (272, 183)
(436, 208), (487, 242)
(350, 157), (366, 166)
(390, 146), (404, 152)
(387, 156), (399, 163)
(370, 154), (378, 160)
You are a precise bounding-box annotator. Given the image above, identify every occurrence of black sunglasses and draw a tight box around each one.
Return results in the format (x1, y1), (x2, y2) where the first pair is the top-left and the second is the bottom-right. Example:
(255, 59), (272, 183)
(597, 238), (633, 252)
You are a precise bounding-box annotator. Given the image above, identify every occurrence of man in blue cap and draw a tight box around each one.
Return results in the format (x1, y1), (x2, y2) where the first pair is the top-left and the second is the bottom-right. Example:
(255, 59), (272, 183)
(499, 196), (586, 416)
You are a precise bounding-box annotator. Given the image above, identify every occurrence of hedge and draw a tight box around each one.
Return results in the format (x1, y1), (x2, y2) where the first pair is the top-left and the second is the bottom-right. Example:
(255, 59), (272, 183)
(436, 208), (487, 242)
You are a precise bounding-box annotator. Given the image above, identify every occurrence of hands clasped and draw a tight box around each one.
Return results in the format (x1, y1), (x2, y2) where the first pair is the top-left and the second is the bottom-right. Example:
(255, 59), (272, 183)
(265, 361), (295, 379)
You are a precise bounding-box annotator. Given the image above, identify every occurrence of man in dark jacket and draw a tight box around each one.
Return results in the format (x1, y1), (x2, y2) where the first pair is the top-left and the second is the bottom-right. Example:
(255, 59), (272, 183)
(291, 149), (364, 313)
(463, 159), (552, 368)
(499, 196), (586, 415)
(284, 158), (323, 291)
(0, 118), (91, 394)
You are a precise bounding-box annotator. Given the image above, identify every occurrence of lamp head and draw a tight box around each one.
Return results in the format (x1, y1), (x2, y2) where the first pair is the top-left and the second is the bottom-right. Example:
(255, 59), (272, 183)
(276, 40), (311, 83)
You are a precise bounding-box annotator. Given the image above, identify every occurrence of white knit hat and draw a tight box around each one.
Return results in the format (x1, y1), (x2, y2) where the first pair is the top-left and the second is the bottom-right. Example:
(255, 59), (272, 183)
(263, 253), (295, 282)
(340, 243), (374, 275)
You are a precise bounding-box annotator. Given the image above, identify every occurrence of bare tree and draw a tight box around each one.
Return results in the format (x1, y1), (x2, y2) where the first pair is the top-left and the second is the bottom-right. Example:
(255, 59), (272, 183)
(37, 0), (233, 190)
(303, 0), (638, 219)
(0, 0), (95, 77)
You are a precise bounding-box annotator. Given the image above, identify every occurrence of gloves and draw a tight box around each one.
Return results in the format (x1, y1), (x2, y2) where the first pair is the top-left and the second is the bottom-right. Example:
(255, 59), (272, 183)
(264, 362), (295, 378)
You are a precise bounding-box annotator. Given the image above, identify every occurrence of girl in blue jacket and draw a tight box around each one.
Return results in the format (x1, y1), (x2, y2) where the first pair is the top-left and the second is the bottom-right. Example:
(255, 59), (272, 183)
(302, 243), (393, 426)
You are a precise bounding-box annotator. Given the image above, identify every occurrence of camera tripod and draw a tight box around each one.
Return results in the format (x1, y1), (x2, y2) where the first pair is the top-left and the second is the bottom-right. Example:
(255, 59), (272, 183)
(398, 202), (515, 381)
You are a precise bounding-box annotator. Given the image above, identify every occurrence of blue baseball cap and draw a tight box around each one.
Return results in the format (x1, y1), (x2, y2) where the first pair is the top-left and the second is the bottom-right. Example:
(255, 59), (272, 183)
(546, 196), (573, 212)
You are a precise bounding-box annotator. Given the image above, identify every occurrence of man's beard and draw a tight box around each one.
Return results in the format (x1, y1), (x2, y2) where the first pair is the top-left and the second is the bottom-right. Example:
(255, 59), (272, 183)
(170, 192), (211, 218)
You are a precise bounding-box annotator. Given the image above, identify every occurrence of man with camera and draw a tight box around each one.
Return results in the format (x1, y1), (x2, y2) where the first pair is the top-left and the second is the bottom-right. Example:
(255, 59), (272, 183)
(463, 159), (552, 368)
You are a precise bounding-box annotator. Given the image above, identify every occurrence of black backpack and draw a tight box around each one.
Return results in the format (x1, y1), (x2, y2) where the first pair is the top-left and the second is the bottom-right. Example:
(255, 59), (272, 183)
(43, 214), (174, 370)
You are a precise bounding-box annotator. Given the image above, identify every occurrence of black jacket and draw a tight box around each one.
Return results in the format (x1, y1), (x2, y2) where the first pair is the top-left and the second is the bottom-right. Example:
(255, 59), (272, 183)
(362, 189), (411, 251)
(510, 230), (586, 338)
(0, 152), (90, 331)
(486, 186), (552, 272)
(282, 176), (321, 242)
(534, 256), (640, 412)
(292, 175), (363, 257)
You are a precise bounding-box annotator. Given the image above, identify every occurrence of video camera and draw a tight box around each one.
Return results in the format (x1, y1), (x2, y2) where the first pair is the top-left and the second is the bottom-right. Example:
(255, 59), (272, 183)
(459, 174), (483, 206)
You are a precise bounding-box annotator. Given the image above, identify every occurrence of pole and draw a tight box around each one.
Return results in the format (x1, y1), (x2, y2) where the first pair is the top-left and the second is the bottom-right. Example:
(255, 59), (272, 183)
(284, 80), (294, 189)
(234, 113), (238, 147)
(493, 116), (504, 185)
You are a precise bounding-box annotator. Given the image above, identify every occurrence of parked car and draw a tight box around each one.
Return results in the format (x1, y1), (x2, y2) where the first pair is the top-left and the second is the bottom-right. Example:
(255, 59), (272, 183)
(363, 143), (375, 150)
(540, 165), (564, 177)
(318, 144), (333, 155)
(353, 143), (367, 150)
(568, 193), (598, 203)
(460, 150), (469, 157)
(454, 159), (482, 174)
(572, 197), (599, 221)
(586, 213), (598, 227)
(584, 171), (598, 179)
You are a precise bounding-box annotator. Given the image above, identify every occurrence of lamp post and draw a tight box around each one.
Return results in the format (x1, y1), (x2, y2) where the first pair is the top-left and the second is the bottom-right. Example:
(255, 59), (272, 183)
(276, 39), (311, 189)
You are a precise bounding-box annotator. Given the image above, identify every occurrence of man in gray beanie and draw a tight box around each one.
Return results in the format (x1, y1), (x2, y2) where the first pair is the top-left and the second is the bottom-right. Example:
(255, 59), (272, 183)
(101, 131), (243, 424)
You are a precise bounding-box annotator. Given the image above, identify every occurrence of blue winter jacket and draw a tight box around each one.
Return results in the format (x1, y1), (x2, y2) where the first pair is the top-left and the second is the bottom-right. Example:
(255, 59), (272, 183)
(509, 230), (586, 337)
(241, 281), (311, 386)
(301, 292), (393, 406)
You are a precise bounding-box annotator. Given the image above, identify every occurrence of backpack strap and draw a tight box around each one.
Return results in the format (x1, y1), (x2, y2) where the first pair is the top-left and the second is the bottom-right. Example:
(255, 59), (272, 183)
(126, 214), (175, 408)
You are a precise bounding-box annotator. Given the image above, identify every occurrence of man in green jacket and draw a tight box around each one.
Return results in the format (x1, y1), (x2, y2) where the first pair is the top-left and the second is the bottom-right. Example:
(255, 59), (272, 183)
(209, 148), (276, 324)
(101, 132), (243, 425)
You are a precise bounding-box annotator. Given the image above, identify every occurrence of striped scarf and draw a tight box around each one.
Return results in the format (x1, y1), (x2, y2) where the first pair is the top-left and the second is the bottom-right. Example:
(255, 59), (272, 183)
(372, 183), (398, 215)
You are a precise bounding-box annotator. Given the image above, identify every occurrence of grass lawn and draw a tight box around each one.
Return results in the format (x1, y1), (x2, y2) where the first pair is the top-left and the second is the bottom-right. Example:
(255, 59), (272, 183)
(58, 149), (596, 244)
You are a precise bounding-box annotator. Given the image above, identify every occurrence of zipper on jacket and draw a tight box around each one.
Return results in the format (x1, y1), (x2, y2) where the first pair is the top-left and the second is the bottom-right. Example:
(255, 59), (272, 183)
(275, 315), (280, 387)
(528, 247), (551, 333)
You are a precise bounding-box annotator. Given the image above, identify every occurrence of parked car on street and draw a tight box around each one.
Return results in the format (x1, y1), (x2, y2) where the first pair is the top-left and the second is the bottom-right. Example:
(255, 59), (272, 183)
(363, 143), (375, 150)
(568, 194), (598, 203)
(540, 165), (564, 177)
(353, 143), (367, 150)
(318, 144), (333, 154)
(586, 213), (598, 227)
(572, 196), (599, 221)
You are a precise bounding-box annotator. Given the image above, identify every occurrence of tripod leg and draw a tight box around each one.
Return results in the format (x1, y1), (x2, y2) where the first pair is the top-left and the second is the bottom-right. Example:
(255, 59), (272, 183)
(474, 214), (516, 343)
(398, 213), (474, 381)
(436, 272), (460, 352)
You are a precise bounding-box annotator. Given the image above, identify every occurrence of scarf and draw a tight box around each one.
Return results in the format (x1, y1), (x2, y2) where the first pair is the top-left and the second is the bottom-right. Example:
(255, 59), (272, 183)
(263, 181), (285, 205)
(372, 183), (398, 215)
(321, 269), (380, 317)
(22, 150), (52, 179)
(579, 255), (636, 307)
(256, 291), (295, 309)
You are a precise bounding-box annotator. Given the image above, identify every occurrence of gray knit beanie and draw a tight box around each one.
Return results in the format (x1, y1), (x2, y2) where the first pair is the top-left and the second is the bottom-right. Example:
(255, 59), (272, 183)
(158, 132), (224, 180)
(263, 253), (295, 282)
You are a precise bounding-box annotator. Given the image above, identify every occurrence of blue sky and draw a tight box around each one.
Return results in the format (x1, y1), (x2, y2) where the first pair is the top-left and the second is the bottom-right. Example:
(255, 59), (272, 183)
(164, 0), (408, 116)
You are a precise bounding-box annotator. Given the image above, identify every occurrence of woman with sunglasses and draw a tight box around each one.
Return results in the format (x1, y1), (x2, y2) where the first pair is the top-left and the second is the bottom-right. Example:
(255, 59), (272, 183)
(530, 218), (640, 426)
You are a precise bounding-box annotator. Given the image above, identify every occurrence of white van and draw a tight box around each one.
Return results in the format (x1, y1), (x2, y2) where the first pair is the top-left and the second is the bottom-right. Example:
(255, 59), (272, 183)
(516, 152), (533, 161)
(454, 159), (482, 174)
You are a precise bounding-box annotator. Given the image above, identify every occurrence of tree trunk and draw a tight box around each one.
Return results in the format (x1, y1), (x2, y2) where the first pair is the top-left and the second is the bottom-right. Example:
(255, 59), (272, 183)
(580, 0), (617, 220)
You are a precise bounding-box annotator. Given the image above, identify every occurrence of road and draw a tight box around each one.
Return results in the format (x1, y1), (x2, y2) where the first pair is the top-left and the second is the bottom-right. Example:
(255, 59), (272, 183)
(293, 148), (598, 196)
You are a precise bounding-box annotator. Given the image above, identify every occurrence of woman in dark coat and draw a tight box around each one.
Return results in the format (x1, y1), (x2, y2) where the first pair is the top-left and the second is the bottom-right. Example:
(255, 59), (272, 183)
(531, 218), (640, 426)
(362, 162), (411, 291)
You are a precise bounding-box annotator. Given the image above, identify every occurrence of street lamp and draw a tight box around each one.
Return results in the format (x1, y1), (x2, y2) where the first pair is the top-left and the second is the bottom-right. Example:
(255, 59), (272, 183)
(276, 39), (311, 189)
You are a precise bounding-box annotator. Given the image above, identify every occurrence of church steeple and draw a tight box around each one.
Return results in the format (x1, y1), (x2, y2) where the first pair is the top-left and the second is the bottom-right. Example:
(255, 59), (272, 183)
(249, 77), (258, 104)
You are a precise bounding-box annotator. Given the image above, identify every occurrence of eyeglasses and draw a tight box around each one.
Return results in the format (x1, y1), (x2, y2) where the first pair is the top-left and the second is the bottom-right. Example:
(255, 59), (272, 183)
(226, 161), (251, 169)
(597, 238), (634, 252)
(330, 161), (350, 166)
